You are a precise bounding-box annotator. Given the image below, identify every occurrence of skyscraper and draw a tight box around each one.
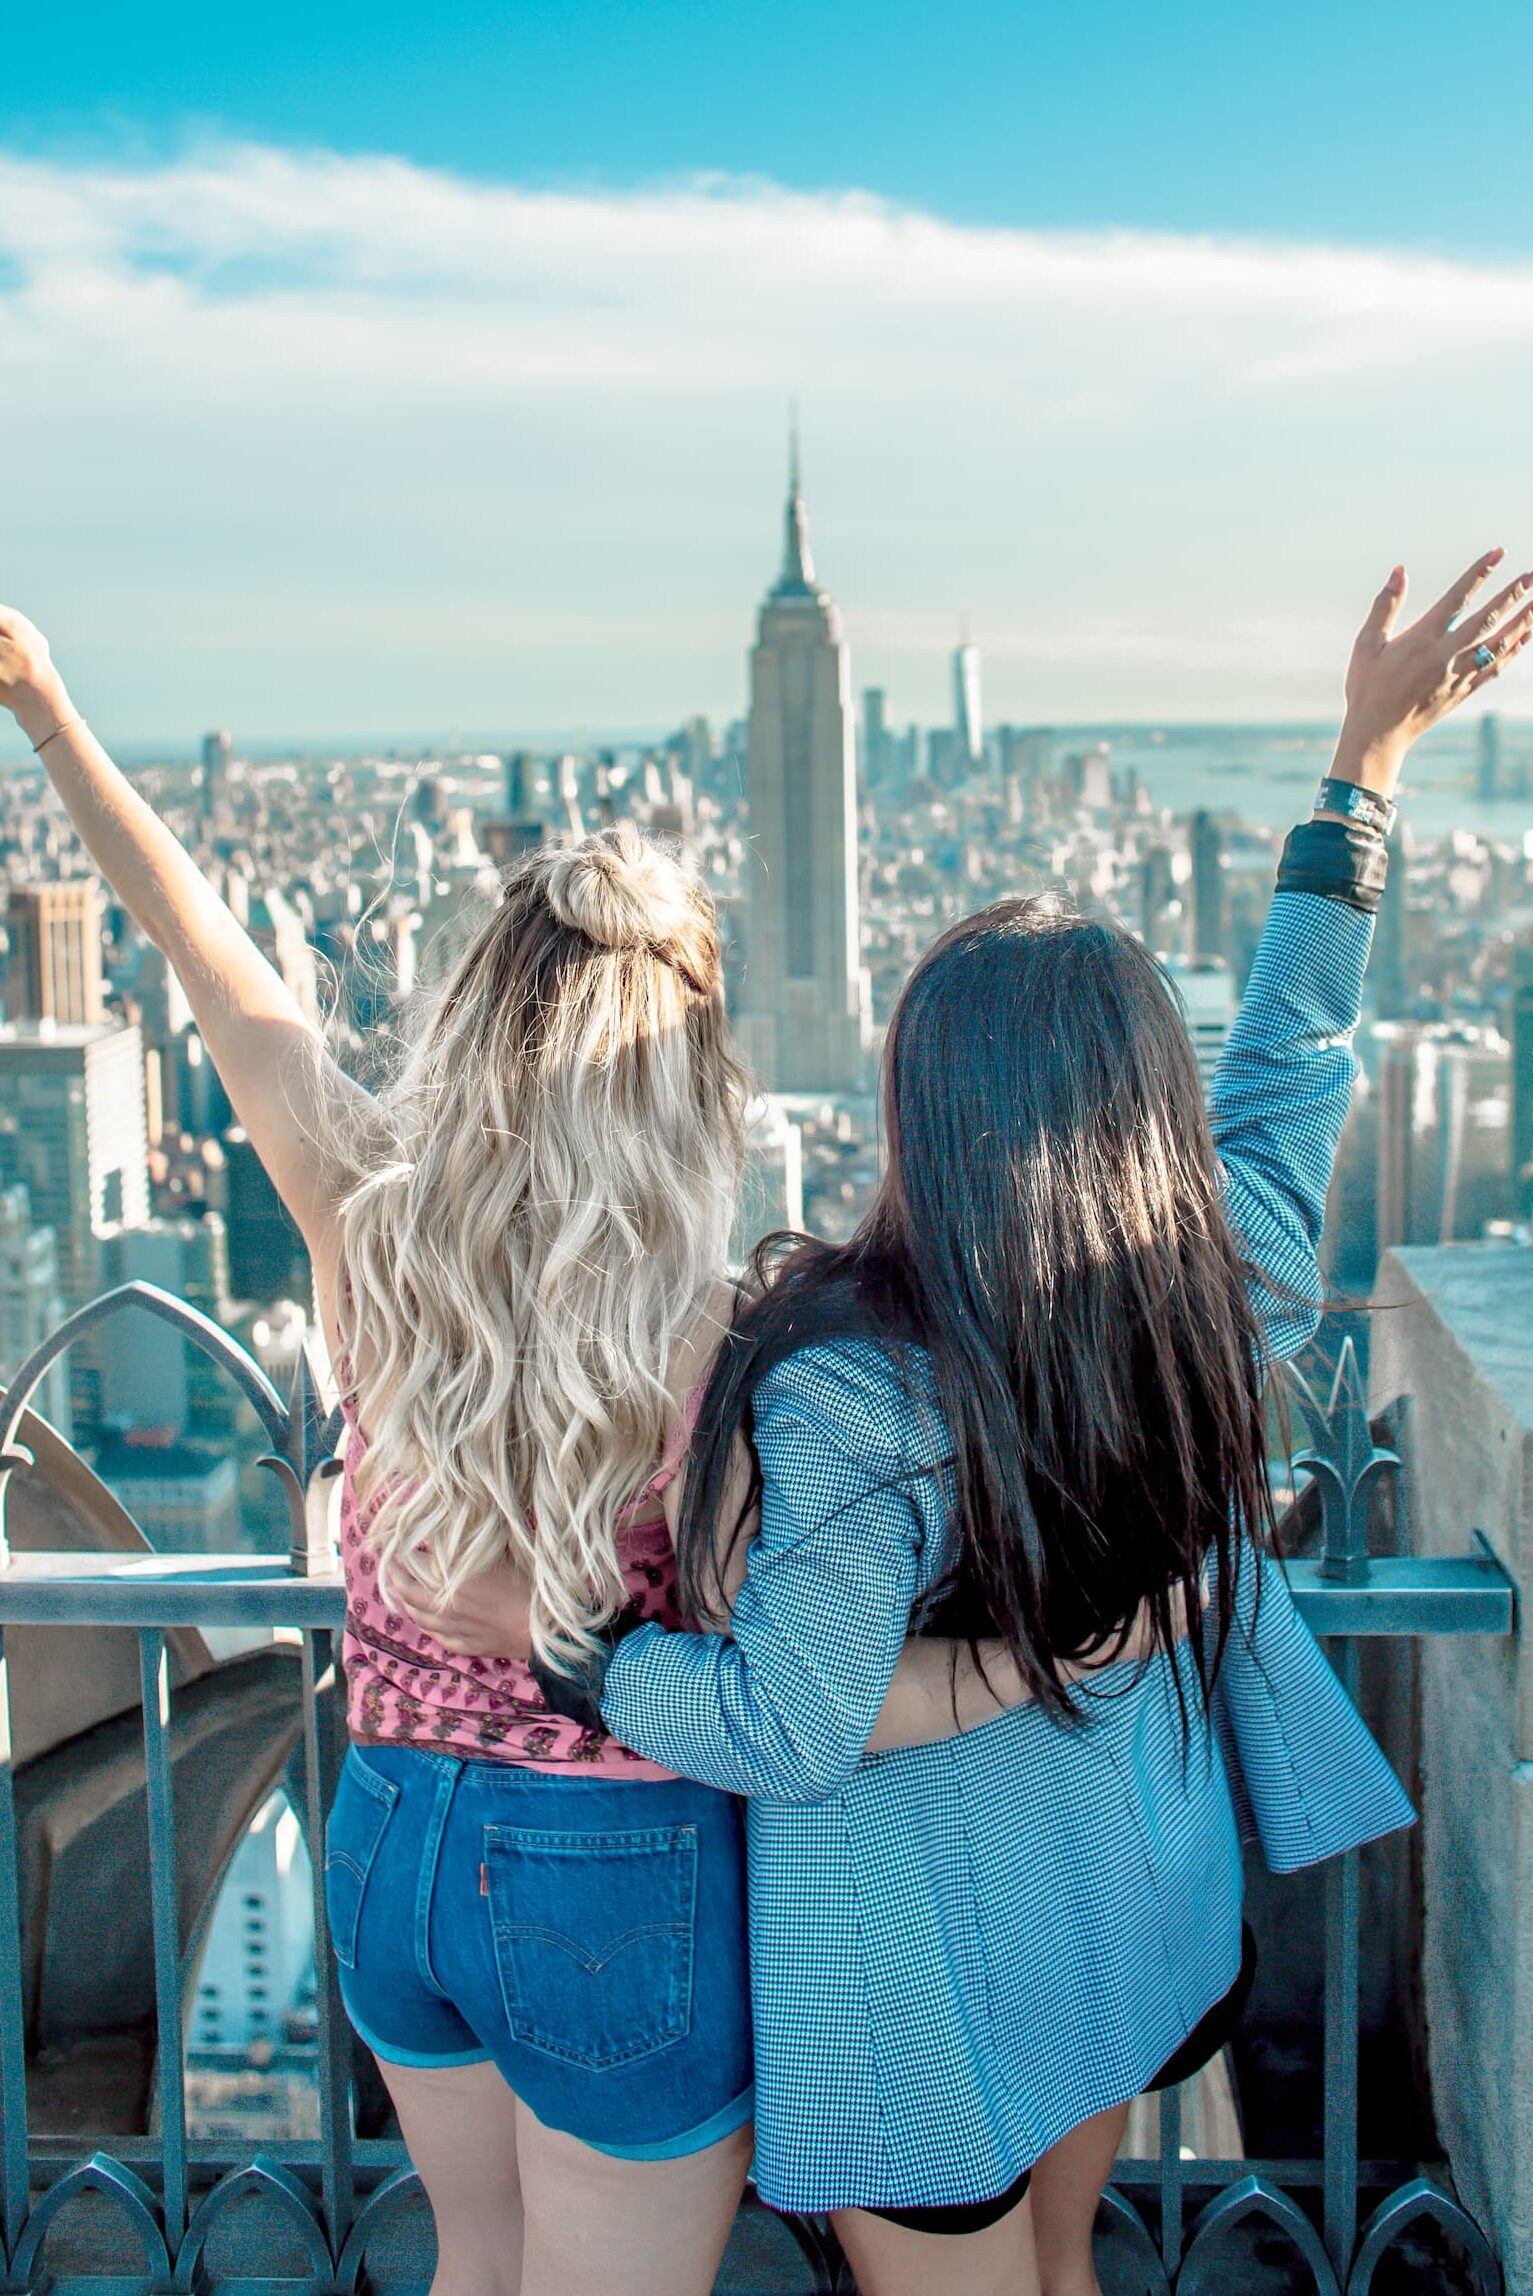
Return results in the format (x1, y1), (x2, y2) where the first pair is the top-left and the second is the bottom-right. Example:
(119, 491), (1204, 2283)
(1165, 957), (1235, 1092)
(860, 689), (890, 788)
(1139, 844), (1177, 954)
(504, 750), (535, 817)
(731, 1097), (805, 1266)
(1189, 812), (1227, 965)
(4, 882), (105, 1027)
(0, 1023), (149, 1307)
(1376, 1025), (1429, 1252)
(996, 726), (1052, 824)
(735, 437), (869, 1093)
(200, 731), (233, 824)
(952, 642), (983, 773)
(1062, 746), (1112, 812)
(1372, 826), (1411, 1020)
(98, 1213), (234, 1441)
(1431, 1032), (1512, 1245)
(676, 716), (714, 792)
(0, 1021), (151, 1429)
(0, 1185), (69, 1435)
(192, 1794), (315, 2056)
(482, 750), (547, 872)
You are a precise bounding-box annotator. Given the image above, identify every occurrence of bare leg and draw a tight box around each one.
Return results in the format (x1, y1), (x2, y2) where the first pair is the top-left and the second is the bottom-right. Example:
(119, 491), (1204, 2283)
(516, 2099), (752, 2296)
(831, 2192), (1042, 2296)
(375, 2056), (523, 2296)
(1028, 2100), (1132, 2296)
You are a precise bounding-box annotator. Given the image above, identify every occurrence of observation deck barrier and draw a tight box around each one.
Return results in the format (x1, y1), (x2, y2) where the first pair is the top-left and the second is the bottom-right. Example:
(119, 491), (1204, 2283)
(0, 1285), (1512, 2292)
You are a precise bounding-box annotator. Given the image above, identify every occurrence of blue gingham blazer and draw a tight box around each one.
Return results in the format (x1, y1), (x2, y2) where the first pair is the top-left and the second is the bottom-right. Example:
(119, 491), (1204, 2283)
(603, 888), (1416, 2215)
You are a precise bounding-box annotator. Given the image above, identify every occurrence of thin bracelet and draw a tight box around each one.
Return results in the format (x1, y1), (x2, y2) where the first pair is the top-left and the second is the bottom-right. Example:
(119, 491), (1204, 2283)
(32, 719), (85, 756)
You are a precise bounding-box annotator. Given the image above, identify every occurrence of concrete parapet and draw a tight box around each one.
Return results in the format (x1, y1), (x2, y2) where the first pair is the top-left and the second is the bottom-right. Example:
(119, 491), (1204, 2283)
(1370, 1243), (1533, 2288)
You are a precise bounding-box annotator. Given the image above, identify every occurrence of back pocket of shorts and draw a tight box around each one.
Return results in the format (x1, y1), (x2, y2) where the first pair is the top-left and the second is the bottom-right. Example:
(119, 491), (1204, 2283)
(324, 1751), (400, 1971)
(483, 1821), (697, 2070)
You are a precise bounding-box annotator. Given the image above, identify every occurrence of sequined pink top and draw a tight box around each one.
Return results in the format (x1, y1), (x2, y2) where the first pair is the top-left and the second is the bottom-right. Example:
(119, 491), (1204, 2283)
(340, 1398), (698, 1779)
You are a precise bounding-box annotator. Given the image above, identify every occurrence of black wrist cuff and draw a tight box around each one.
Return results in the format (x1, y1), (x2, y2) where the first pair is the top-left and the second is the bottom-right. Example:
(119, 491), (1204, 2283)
(527, 1602), (649, 1732)
(1276, 819), (1389, 914)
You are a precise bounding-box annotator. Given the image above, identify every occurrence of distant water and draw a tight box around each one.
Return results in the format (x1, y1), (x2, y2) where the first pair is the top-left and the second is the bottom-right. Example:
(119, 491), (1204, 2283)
(81, 717), (1533, 846)
(1070, 722), (1533, 842)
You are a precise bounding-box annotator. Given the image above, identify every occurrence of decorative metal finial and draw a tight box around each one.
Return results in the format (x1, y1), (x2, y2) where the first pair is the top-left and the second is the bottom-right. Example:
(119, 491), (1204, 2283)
(1288, 1336), (1401, 1586)
(258, 1332), (347, 1578)
(0, 1281), (345, 1578)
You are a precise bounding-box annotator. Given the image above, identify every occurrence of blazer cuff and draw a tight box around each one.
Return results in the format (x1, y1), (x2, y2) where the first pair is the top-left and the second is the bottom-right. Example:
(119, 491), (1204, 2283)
(1276, 819), (1389, 914)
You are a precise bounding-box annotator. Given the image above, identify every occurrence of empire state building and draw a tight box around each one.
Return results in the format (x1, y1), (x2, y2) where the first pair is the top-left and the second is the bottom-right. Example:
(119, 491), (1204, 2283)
(736, 442), (870, 1093)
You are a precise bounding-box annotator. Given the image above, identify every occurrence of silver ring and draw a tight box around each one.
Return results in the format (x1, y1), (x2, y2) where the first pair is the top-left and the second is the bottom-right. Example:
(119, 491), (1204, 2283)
(1473, 643), (1497, 672)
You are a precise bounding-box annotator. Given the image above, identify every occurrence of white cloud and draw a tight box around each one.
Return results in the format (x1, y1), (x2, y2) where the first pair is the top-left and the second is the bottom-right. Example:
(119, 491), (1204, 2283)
(1, 142), (1531, 740)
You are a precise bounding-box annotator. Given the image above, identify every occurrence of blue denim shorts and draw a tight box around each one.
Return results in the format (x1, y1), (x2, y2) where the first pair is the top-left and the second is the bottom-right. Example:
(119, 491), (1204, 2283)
(324, 1742), (754, 2159)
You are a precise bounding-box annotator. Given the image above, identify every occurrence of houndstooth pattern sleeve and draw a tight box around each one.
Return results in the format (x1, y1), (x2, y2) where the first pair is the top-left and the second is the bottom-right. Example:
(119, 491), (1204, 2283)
(600, 1344), (931, 1801)
(1213, 1543), (1415, 1869)
(1209, 888), (1374, 1369)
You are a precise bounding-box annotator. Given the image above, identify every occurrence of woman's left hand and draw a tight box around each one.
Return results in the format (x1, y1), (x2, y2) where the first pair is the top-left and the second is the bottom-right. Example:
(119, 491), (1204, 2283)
(1335, 549), (1533, 795)
(391, 1554), (535, 1659)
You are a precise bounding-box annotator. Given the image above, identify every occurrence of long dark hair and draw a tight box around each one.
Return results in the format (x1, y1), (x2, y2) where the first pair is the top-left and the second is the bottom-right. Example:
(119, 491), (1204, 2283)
(678, 896), (1278, 1725)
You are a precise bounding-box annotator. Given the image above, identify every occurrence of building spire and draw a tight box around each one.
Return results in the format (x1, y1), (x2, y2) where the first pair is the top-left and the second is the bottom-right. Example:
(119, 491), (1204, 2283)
(780, 406), (815, 589)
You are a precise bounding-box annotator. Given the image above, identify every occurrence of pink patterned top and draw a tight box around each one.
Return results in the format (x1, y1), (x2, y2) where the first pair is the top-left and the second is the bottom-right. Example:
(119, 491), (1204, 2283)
(340, 1395), (699, 1780)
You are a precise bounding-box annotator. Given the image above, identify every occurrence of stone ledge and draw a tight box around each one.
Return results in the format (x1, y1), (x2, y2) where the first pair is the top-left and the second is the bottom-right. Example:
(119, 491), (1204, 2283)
(1369, 1242), (1533, 2292)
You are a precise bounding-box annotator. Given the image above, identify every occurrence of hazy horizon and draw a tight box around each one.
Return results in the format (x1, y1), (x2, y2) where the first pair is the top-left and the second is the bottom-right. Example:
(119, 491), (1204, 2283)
(23, 713), (1515, 779)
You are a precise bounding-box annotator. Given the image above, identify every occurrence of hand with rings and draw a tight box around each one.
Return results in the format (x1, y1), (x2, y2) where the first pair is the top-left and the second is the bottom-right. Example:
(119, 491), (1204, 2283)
(1334, 547), (1533, 799)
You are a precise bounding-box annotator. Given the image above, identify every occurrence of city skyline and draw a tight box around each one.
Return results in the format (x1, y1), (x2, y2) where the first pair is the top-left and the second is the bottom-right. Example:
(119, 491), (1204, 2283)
(1, 18), (1530, 2274)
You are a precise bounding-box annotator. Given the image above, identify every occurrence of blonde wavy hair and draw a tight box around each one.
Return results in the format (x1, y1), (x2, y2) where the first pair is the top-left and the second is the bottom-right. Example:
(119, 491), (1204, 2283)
(335, 821), (748, 1662)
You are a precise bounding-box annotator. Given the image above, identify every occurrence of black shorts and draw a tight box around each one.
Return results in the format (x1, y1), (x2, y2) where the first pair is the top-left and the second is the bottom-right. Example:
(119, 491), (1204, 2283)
(863, 1924), (1258, 2236)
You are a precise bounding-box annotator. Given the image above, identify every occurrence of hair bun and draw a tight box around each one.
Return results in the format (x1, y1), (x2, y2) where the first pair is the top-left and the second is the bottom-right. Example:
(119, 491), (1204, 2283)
(542, 823), (714, 987)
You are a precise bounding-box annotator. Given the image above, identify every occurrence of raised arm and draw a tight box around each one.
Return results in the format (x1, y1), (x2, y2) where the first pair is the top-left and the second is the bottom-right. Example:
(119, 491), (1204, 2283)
(1214, 550), (1532, 1368)
(0, 608), (376, 1272)
(1210, 889), (1372, 1366)
(883, 549), (1533, 1748)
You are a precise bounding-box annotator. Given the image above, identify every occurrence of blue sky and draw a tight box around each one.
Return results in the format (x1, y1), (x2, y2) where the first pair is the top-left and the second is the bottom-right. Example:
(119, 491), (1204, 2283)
(3, 4), (1532, 746)
(15, 1), (1533, 255)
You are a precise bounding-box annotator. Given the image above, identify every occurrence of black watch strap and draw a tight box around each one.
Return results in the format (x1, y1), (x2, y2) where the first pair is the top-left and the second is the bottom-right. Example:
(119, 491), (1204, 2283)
(1313, 775), (1397, 838)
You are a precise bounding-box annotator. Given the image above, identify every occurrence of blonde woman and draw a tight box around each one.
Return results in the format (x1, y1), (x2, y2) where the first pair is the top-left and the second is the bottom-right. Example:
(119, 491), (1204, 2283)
(0, 604), (1027, 2296)
(0, 607), (763, 2296)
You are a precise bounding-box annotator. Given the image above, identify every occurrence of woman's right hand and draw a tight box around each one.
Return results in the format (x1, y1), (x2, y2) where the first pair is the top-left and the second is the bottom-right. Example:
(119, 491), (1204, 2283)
(391, 1553), (536, 1661)
(1334, 548), (1533, 798)
(0, 605), (73, 747)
